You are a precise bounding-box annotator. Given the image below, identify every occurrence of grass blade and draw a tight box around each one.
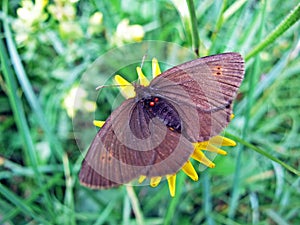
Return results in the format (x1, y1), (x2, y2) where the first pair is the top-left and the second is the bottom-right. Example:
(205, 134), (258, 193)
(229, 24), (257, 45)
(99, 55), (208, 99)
(2, 1), (64, 160)
(0, 183), (50, 225)
(246, 2), (300, 60)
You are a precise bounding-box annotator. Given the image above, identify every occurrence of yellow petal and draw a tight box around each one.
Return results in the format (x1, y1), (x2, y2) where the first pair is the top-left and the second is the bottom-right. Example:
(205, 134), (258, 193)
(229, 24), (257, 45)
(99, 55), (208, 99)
(0, 156), (5, 166)
(138, 175), (146, 184)
(93, 120), (105, 128)
(136, 67), (150, 86)
(194, 140), (228, 154)
(166, 174), (176, 197)
(207, 136), (236, 146)
(150, 176), (161, 187)
(193, 141), (209, 149)
(181, 161), (198, 181)
(221, 137), (236, 146)
(230, 114), (235, 120)
(152, 58), (161, 78)
(114, 75), (136, 99)
(191, 151), (215, 168)
(204, 144), (227, 155)
(207, 136), (224, 145)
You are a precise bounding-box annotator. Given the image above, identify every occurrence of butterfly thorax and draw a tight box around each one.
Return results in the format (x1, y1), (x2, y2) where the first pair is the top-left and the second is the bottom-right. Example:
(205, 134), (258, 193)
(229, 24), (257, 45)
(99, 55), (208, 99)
(134, 84), (152, 100)
(134, 85), (182, 133)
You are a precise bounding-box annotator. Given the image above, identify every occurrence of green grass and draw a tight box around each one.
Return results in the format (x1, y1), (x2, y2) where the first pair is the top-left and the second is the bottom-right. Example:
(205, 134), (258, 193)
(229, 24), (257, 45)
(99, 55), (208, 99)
(1, 0), (300, 224)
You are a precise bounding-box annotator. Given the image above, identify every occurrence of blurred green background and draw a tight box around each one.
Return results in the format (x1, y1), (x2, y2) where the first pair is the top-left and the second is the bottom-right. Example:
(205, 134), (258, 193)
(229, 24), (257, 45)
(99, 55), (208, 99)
(0, 0), (299, 224)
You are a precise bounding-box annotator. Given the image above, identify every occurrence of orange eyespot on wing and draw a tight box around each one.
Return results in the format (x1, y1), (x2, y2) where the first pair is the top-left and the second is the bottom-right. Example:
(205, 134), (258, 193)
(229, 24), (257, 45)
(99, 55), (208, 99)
(214, 65), (223, 76)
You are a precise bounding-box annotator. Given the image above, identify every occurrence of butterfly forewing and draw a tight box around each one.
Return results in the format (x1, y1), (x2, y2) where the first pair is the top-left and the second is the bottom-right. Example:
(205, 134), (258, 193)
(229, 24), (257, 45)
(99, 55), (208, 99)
(150, 53), (244, 109)
(149, 52), (244, 142)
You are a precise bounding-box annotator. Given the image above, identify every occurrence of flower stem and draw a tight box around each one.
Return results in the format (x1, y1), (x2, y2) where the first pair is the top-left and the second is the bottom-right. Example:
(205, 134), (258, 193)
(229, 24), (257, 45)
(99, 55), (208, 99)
(225, 132), (300, 177)
(126, 185), (145, 225)
(245, 2), (300, 61)
(229, 1), (267, 218)
(186, 0), (200, 56)
(203, 170), (214, 225)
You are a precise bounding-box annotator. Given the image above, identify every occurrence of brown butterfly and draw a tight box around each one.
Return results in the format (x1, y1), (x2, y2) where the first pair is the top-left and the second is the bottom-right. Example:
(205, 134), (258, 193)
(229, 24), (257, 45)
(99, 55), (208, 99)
(79, 52), (245, 188)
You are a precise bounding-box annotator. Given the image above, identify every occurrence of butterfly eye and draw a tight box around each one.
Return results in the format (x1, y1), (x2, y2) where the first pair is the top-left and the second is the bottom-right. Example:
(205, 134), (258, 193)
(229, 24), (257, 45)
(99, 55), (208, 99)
(149, 101), (155, 107)
(149, 97), (160, 106)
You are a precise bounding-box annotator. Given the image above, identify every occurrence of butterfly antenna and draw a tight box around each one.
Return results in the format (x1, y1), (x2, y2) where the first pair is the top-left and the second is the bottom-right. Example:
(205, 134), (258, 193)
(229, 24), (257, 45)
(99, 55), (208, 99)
(95, 84), (131, 91)
(140, 54), (147, 69)
(137, 52), (149, 85)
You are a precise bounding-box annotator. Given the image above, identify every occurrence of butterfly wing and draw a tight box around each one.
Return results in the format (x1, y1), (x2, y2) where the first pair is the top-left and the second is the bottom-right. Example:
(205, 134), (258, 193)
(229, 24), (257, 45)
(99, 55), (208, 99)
(79, 98), (194, 188)
(79, 52), (244, 187)
(128, 101), (194, 178)
(149, 52), (244, 142)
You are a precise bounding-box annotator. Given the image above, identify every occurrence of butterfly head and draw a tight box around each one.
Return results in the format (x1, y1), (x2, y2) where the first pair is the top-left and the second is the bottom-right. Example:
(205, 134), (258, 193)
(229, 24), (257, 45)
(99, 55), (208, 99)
(134, 83), (153, 101)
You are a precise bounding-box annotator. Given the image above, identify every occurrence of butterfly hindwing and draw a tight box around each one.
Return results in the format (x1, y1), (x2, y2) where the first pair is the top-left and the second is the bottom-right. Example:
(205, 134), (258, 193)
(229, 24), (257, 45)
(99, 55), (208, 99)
(79, 99), (194, 188)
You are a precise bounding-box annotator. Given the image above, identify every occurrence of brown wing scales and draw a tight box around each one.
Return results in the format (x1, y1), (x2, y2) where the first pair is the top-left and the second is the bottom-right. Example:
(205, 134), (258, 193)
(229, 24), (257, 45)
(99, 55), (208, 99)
(79, 100), (194, 188)
(149, 52), (244, 142)
(79, 53), (244, 188)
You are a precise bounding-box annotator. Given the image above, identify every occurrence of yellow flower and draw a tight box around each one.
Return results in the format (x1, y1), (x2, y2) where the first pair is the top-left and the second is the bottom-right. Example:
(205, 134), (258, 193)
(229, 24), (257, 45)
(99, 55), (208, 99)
(88, 12), (104, 36)
(58, 21), (83, 40)
(16, 0), (48, 24)
(12, 0), (49, 45)
(47, 0), (82, 40)
(112, 19), (145, 46)
(94, 58), (236, 197)
(48, 0), (78, 22)
(62, 85), (96, 118)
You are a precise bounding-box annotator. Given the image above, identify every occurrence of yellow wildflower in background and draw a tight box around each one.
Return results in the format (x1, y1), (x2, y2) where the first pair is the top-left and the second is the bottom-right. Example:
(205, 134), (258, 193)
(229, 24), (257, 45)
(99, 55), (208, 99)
(48, 0), (83, 40)
(63, 85), (96, 118)
(88, 12), (104, 36)
(12, 0), (49, 45)
(112, 19), (145, 46)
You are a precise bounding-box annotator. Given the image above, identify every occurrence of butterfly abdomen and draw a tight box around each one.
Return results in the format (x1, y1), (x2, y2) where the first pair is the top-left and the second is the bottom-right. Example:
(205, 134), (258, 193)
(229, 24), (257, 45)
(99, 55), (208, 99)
(143, 97), (181, 133)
